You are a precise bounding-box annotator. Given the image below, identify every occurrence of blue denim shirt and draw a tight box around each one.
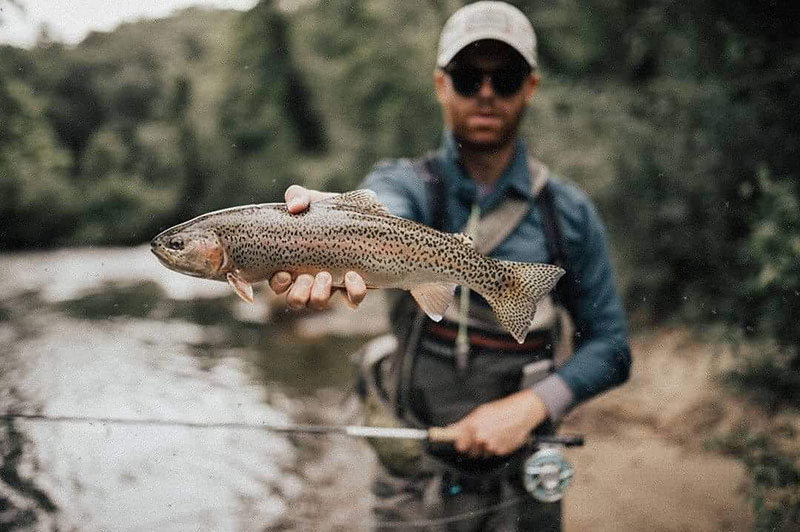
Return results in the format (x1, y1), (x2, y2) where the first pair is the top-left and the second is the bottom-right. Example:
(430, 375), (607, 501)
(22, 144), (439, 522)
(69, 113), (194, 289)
(360, 131), (632, 420)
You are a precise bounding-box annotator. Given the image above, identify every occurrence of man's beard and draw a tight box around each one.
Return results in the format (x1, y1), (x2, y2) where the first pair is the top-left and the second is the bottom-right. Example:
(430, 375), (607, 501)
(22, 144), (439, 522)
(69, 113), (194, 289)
(454, 129), (516, 153)
(452, 113), (524, 154)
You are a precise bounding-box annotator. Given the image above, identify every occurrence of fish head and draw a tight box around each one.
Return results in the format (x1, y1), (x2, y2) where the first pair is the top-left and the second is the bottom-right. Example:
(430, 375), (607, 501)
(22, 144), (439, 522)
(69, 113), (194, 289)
(150, 222), (227, 279)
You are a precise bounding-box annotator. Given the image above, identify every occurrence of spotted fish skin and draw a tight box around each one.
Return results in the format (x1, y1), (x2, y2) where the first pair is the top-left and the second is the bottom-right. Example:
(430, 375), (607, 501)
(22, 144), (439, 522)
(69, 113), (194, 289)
(151, 190), (565, 342)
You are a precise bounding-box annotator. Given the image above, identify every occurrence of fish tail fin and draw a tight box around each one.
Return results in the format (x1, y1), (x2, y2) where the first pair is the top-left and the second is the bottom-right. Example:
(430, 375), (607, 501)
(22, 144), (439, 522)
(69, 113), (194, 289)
(476, 261), (565, 343)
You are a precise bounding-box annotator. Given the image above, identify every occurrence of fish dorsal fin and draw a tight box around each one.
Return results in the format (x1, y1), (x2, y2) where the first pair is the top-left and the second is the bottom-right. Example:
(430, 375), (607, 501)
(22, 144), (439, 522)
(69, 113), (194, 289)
(452, 233), (474, 247)
(323, 190), (390, 214)
(409, 282), (457, 322)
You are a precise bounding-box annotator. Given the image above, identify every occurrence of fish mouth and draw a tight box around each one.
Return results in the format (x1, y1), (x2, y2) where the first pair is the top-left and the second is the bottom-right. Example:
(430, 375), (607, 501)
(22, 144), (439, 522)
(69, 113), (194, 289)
(150, 244), (176, 270)
(150, 234), (228, 280)
(150, 247), (203, 278)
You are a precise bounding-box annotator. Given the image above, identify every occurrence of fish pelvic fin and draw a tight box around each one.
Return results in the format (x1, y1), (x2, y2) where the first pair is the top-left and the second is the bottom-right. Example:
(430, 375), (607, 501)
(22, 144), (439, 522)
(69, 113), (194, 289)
(478, 261), (565, 343)
(227, 271), (254, 304)
(451, 233), (475, 247)
(410, 282), (457, 322)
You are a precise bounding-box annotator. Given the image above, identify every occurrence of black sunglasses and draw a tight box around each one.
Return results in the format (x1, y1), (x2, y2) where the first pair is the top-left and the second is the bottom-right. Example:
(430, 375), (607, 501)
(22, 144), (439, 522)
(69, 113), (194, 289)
(444, 66), (529, 97)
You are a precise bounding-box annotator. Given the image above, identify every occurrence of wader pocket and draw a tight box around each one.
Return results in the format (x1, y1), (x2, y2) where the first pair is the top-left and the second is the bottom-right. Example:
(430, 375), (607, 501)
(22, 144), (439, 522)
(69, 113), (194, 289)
(354, 335), (424, 477)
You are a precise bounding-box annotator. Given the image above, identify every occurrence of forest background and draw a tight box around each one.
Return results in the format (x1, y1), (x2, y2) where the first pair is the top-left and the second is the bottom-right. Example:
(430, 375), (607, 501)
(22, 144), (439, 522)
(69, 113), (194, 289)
(1, 0), (798, 529)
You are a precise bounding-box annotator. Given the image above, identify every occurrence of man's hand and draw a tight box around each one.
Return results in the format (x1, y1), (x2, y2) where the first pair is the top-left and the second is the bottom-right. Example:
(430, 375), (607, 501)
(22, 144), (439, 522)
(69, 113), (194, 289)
(445, 389), (549, 457)
(268, 185), (368, 310)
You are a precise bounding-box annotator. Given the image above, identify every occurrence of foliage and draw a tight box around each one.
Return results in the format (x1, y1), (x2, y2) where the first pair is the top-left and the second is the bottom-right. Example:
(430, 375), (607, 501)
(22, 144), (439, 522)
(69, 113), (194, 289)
(712, 425), (800, 532)
(723, 351), (800, 412)
(743, 170), (800, 366)
(215, 0), (306, 206)
(0, 0), (797, 327)
(290, 0), (442, 184)
(1, 0), (799, 523)
(0, 77), (77, 248)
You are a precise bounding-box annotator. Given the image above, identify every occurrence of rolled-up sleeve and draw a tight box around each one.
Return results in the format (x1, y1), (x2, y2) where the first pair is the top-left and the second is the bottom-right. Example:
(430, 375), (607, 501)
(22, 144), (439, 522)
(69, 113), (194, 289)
(532, 373), (576, 422)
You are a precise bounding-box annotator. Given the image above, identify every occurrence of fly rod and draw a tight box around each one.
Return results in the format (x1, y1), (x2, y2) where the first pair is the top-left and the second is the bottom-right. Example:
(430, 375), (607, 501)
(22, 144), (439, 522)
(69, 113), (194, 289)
(0, 413), (583, 446)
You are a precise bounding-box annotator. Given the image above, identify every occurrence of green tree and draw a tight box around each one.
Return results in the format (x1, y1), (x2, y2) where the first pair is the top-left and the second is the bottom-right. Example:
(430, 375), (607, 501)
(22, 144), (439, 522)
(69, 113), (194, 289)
(216, 0), (307, 204)
(0, 78), (77, 248)
(292, 0), (442, 186)
(745, 170), (800, 366)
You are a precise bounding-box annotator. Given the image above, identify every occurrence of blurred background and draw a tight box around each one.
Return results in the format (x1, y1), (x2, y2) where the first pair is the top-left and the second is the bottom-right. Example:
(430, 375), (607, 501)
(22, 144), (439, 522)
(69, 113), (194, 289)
(0, 0), (798, 530)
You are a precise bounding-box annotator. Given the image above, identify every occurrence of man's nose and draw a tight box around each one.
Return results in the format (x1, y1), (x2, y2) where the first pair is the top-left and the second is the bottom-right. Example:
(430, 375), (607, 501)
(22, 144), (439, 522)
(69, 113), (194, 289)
(476, 75), (496, 98)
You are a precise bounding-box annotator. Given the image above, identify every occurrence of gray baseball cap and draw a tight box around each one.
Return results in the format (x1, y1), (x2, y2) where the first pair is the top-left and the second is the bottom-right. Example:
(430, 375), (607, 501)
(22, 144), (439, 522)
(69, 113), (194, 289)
(437, 1), (538, 69)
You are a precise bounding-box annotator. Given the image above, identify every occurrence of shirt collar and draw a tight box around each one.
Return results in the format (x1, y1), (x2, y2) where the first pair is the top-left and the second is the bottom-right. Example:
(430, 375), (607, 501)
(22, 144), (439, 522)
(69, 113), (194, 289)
(438, 130), (534, 208)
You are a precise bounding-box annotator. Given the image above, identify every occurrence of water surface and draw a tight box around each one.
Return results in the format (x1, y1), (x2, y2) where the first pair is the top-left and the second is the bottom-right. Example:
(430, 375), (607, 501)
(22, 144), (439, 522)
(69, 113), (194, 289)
(0, 246), (376, 531)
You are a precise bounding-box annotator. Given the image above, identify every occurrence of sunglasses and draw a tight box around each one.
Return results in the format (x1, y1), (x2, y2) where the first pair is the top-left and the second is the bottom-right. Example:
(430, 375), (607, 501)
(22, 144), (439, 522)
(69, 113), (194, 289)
(444, 66), (529, 97)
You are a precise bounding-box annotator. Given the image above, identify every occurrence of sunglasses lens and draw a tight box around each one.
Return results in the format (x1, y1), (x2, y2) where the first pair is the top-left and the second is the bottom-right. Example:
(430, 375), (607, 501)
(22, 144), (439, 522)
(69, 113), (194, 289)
(447, 67), (526, 97)
(492, 69), (526, 96)
(449, 69), (483, 96)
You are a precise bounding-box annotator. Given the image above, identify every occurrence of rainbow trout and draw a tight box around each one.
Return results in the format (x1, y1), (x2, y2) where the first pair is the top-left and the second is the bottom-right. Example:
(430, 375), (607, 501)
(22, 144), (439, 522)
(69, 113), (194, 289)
(151, 190), (564, 343)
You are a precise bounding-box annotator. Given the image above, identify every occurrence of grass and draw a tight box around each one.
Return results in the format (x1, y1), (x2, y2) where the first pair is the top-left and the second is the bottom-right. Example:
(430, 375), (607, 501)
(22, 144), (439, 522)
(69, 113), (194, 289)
(716, 347), (800, 531)
(722, 356), (800, 411)
(711, 426), (800, 532)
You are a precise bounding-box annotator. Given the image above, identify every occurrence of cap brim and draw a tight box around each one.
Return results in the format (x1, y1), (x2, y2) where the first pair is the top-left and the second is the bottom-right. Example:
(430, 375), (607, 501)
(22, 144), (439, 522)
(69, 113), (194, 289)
(437, 31), (535, 68)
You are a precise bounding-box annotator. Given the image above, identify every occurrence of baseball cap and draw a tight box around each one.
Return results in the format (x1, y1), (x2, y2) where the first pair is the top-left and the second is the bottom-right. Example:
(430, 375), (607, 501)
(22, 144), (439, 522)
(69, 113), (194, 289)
(437, 1), (538, 69)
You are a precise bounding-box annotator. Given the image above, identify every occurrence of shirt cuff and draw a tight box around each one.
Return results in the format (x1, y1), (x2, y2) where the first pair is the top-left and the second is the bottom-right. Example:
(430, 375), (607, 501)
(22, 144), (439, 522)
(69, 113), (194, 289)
(531, 374), (575, 423)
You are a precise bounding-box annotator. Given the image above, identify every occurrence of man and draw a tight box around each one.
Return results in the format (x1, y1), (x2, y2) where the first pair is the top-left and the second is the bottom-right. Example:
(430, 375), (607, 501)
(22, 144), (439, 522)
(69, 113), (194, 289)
(270, 2), (631, 530)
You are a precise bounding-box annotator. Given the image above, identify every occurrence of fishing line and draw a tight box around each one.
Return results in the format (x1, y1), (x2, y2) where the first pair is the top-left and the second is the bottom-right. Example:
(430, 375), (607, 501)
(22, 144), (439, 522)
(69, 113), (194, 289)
(287, 496), (523, 529)
(129, 497), (524, 531)
(124, 496), (524, 531)
(3, 412), (531, 528)
(0, 413), (392, 435)
(0, 413), (584, 447)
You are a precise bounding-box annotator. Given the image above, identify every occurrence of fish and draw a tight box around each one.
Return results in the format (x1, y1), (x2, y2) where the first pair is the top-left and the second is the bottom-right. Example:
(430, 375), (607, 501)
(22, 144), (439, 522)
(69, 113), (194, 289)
(150, 190), (564, 343)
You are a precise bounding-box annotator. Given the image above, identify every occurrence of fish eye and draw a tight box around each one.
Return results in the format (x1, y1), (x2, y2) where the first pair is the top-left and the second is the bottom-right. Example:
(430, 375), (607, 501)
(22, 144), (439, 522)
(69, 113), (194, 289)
(167, 237), (184, 251)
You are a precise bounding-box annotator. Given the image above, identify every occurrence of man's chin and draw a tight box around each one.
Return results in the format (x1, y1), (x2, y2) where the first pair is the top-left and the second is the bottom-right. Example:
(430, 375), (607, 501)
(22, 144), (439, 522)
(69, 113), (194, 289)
(456, 131), (513, 152)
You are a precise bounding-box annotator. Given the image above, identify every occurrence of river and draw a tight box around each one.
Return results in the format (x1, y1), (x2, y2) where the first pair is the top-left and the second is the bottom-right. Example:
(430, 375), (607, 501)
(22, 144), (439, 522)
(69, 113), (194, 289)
(0, 246), (381, 531)
(0, 247), (754, 532)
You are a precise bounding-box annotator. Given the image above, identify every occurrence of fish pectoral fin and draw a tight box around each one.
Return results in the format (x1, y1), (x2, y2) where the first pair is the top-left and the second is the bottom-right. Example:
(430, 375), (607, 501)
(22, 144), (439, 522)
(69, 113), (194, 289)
(227, 271), (254, 304)
(322, 190), (390, 215)
(409, 283), (457, 322)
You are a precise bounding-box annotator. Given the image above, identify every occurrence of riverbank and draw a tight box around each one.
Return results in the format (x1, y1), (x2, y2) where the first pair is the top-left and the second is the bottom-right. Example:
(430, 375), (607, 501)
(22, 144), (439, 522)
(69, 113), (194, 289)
(280, 322), (754, 531)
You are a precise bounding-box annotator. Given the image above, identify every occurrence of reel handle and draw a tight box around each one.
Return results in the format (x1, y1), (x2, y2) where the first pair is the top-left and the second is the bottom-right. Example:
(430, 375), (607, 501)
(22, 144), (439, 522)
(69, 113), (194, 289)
(533, 434), (584, 447)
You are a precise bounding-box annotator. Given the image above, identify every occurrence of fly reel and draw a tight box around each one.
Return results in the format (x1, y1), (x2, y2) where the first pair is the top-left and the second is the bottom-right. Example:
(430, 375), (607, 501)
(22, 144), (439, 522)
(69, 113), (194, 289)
(522, 435), (582, 502)
(523, 446), (574, 502)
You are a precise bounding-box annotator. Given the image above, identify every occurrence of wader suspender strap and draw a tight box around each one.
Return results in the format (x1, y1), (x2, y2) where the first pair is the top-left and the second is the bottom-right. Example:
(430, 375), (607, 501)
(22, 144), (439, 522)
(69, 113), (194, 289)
(419, 154), (547, 251)
(389, 154), (446, 423)
(392, 153), (560, 424)
(538, 180), (577, 315)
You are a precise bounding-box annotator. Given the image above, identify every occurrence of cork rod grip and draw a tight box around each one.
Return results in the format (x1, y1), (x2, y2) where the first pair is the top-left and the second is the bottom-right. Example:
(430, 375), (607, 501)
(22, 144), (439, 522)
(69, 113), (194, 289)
(427, 426), (461, 443)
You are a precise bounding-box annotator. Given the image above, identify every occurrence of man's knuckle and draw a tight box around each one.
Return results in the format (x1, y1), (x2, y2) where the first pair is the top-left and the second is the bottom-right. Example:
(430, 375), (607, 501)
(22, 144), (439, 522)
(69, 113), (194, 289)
(309, 292), (328, 308)
(287, 298), (304, 310)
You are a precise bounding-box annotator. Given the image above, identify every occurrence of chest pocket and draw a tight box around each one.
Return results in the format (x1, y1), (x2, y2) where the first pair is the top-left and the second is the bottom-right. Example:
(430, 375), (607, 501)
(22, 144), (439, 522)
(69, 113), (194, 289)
(490, 212), (551, 264)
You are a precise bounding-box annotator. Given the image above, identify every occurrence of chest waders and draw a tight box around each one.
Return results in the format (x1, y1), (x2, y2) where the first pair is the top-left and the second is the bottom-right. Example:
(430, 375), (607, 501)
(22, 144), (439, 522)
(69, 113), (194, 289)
(357, 153), (575, 480)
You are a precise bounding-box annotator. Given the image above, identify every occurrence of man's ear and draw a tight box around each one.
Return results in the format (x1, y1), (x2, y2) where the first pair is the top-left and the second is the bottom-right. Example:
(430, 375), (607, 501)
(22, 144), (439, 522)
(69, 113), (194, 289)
(523, 72), (540, 104)
(434, 69), (448, 104)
